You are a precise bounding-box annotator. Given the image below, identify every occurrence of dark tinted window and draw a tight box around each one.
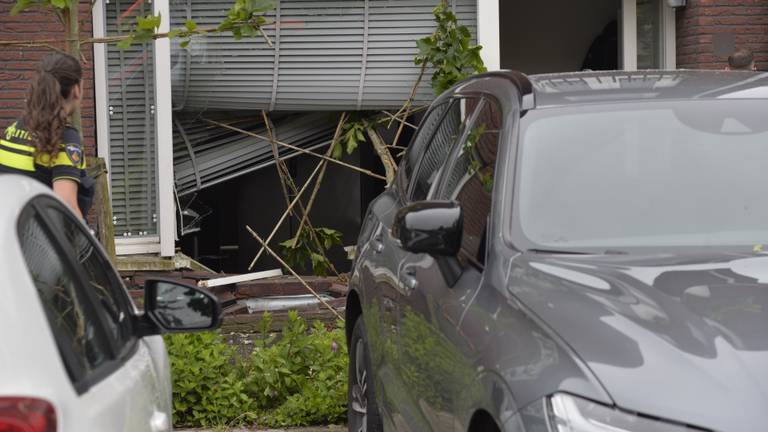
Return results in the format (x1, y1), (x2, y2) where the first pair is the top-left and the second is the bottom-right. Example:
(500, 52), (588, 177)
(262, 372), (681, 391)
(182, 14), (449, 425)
(19, 210), (110, 381)
(437, 98), (502, 264)
(44, 206), (133, 350)
(410, 98), (480, 201)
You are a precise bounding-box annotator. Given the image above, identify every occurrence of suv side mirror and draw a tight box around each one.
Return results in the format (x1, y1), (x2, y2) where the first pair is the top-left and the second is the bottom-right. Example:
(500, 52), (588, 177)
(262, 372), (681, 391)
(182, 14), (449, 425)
(139, 279), (222, 336)
(393, 201), (463, 256)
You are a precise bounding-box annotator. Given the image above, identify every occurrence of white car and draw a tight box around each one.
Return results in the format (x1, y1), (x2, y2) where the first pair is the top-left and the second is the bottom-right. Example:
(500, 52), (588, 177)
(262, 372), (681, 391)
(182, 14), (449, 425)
(0, 175), (221, 431)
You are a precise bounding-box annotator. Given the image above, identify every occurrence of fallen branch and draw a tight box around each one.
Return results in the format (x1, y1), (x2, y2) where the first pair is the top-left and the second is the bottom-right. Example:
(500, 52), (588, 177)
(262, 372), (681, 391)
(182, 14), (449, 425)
(391, 61), (427, 147)
(260, 111), (342, 279)
(261, 110), (295, 215)
(204, 118), (387, 181)
(379, 110), (418, 129)
(248, 159), (325, 270)
(247, 226), (344, 322)
(367, 127), (397, 186)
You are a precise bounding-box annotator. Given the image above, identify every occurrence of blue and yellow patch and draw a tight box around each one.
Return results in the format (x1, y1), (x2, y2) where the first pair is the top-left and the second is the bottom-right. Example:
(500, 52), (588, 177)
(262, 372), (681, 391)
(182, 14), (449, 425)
(65, 144), (82, 166)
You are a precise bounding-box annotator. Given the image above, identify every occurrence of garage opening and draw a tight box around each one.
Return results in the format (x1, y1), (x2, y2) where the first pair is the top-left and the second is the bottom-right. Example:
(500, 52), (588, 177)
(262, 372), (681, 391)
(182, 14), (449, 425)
(499, 0), (672, 74)
(500, 0), (621, 74)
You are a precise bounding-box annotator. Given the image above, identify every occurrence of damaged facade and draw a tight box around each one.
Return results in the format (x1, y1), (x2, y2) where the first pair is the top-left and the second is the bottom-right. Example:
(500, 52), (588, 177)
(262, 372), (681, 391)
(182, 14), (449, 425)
(2, 0), (767, 274)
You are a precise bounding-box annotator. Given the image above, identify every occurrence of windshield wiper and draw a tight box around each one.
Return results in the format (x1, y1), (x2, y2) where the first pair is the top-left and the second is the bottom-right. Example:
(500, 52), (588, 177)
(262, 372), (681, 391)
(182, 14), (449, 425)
(527, 248), (629, 255)
(527, 248), (593, 255)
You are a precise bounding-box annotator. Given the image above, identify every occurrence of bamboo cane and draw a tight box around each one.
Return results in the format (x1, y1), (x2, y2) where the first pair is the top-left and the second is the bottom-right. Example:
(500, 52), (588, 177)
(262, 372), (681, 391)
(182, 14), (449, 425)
(246, 226), (344, 322)
(247, 160), (324, 270)
(291, 112), (348, 248)
(204, 118), (387, 181)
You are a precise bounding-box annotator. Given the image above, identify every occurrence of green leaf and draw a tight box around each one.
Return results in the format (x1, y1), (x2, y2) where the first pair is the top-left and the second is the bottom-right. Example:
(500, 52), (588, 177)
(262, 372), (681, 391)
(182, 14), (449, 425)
(331, 141), (343, 160)
(180, 39), (191, 48)
(416, 38), (434, 55)
(136, 13), (161, 31)
(116, 36), (134, 50)
(50, 0), (66, 9)
(184, 19), (197, 31)
(10, 0), (31, 16)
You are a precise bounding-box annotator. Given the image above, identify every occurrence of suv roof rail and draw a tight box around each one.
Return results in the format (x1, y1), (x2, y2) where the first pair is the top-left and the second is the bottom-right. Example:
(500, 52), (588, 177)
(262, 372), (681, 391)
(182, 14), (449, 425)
(453, 70), (535, 109)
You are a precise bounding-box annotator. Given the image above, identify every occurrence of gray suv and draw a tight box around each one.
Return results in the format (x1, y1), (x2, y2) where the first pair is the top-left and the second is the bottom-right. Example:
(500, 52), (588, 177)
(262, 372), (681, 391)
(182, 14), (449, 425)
(346, 70), (768, 432)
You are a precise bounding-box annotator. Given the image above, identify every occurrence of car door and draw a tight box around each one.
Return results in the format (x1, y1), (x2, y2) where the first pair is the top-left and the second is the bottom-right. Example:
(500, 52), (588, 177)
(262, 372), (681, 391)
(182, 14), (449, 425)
(374, 96), (482, 431)
(359, 99), (454, 430)
(395, 97), (504, 431)
(17, 196), (171, 432)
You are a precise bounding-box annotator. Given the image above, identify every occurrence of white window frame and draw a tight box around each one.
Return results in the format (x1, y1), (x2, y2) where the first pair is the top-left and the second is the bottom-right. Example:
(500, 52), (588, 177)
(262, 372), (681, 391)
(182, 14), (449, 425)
(154, 0), (175, 257)
(622, 0), (676, 70)
(661, 1), (677, 69)
(92, 0), (175, 257)
(621, 0), (638, 70)
(477, 0), (500, 71)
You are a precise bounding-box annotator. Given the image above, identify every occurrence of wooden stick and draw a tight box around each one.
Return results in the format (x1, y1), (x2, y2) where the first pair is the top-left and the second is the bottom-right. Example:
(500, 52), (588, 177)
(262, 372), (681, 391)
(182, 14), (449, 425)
(204, 118), (387, 181)
(379, 110), (418, 129)
(246, 226), (344, 322)
(392, 62), (427, 146)
(388, 62), (427, 128)
(292, 112), (348, 247)
(261, 110), (295, 213)
(198, 268), (282, 289)
(258, 112), (343, 279)
(247, 159), (325, 270)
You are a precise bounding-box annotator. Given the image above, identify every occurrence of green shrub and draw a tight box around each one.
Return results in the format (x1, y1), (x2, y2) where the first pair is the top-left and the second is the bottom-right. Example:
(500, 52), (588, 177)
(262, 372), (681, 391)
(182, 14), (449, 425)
(165, 311), (347, 429)
(251, 313), (348, 427)
(165, 331), (257, 428)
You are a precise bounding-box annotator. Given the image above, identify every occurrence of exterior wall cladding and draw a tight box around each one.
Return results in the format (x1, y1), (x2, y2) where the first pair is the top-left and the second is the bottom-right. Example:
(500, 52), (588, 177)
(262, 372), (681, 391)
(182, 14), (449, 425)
(677, 0), (768, 69)
(0, 0), (96, 158)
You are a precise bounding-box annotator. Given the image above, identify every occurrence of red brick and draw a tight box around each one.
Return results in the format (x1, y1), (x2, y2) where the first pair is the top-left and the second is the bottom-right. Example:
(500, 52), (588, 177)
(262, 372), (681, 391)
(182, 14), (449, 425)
(0, 0), (96, 157)
(677, 0), (768, 69)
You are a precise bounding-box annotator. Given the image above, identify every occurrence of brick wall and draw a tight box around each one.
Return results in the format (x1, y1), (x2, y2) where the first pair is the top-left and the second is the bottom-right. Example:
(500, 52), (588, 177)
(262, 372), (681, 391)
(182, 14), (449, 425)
(0, 0), (96, 158)
(677, 0), (768, 69)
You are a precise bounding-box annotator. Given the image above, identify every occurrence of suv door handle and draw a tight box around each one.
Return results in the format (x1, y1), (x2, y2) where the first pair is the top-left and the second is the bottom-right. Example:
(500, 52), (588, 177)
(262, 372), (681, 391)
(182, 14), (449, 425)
(149, 410), (170, 432)
(401, 267), (418, 292)
(371, 235), (385, 254)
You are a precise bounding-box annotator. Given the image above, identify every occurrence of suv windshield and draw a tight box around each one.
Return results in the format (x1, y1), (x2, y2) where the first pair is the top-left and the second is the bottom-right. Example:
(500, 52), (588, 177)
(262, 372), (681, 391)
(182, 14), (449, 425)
(514, 100), (768, 250)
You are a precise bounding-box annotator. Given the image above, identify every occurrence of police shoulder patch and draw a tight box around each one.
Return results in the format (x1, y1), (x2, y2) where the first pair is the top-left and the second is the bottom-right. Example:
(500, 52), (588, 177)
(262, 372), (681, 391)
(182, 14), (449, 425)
(65, 144), (83, 166)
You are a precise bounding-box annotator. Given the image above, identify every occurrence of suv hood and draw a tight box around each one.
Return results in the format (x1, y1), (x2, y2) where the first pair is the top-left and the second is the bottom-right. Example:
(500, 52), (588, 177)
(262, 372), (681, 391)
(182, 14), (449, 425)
(508, 252), (768, 432)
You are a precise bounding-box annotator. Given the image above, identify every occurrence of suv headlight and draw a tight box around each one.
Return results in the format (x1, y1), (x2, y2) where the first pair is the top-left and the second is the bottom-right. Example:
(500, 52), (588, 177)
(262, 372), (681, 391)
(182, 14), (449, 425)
(547, 393), (701, 432)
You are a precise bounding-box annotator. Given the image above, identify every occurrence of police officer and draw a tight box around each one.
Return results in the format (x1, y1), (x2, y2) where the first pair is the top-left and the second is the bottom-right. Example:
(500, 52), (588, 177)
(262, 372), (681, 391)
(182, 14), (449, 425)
(0, 53), (91, 219)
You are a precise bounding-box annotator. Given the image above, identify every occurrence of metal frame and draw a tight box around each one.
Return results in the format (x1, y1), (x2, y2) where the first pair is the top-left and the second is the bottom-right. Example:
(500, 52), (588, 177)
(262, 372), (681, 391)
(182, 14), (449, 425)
(154, 0), (175, 257)
(94, 0), (170, 256)
(622, 0), (638, 71)
(477, 0), (501, 71)
(622, 0), (676, 71)
(661, 1), (677, 69)
(92, 1), (109, 179)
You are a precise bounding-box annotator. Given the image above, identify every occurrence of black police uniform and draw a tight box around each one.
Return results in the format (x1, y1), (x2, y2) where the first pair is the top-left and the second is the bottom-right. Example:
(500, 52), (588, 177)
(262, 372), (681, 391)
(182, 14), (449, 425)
(0, 120), (93, 214)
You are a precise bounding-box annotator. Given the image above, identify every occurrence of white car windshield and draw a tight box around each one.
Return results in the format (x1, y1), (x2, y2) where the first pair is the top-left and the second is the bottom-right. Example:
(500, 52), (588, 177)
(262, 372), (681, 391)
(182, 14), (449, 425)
(515, 100), (768, 250)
